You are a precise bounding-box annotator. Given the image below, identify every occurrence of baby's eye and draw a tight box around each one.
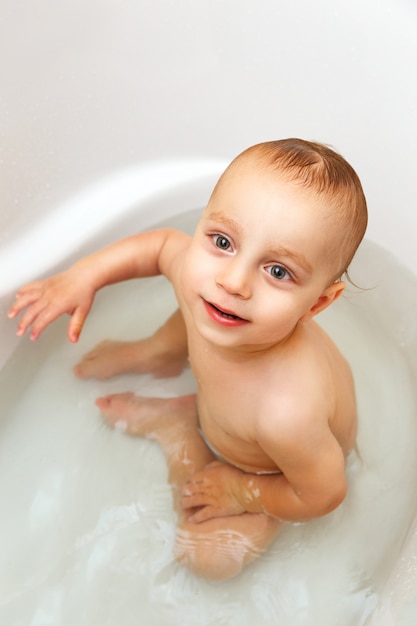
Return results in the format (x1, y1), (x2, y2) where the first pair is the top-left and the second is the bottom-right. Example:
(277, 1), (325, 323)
(214, 235), (231, 250)
(267, 265), (291, 281)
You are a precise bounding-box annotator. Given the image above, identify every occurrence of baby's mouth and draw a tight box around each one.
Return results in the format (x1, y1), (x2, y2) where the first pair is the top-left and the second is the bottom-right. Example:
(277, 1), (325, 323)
(207, 301), (248, 322)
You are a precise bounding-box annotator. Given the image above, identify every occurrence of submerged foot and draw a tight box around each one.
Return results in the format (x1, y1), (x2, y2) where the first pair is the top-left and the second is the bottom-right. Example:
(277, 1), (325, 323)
(73, 338), (188, 380)
(96, 392), (197, 438)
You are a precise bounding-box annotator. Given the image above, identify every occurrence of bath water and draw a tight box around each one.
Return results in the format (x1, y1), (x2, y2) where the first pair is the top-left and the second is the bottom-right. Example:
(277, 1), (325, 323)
(1, 211), (417, 626)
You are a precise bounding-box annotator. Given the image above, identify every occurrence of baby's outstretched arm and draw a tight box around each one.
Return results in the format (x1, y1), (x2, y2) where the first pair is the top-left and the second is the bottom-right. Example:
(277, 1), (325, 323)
(8, 228), (187, 342)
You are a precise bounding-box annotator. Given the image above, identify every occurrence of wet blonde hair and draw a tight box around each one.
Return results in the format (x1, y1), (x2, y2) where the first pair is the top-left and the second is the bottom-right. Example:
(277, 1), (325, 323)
(219, 138), (368, 281)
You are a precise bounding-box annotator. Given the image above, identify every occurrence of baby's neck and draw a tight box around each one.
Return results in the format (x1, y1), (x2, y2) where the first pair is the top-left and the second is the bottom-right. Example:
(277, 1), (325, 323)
(198, 326), (300, 364)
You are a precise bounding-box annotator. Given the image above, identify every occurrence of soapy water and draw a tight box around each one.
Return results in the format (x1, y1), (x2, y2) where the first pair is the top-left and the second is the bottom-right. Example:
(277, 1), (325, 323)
(1, 210), (417, 626)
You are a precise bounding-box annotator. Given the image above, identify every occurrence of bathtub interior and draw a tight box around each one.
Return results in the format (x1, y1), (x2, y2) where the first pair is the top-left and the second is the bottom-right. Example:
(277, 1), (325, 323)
(2, 0), (417, 624)
(1, 167), (417, 626)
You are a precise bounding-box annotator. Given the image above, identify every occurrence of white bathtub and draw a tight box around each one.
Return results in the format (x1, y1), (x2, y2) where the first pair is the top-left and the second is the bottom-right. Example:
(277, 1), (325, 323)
(2, 1), (417, 624)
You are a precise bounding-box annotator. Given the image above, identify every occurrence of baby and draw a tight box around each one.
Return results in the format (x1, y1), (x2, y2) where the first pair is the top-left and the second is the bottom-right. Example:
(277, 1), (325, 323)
(8, 139), (368, 581)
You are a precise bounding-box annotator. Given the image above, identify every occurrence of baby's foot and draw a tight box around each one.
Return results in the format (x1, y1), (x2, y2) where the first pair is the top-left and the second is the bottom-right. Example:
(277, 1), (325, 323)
(96, 392), (196, 438)
(73, 338), (188, 380)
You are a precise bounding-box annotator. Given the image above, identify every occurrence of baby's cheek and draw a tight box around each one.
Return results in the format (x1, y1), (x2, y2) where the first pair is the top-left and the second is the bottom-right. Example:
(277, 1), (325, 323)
(183, 250), (211, 289)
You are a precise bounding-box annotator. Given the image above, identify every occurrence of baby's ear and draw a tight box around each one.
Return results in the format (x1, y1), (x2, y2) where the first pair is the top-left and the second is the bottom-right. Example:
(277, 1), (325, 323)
(300, 281), (345, 322)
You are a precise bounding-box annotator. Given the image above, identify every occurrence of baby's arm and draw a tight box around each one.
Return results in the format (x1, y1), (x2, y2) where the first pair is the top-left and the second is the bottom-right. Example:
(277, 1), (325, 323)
(8, 228), (187, 342)
(181, 418), (347, 524)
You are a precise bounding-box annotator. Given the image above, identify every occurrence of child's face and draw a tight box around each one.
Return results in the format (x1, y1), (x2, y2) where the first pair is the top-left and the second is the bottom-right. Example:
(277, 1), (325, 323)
(181, 159), (344, 352)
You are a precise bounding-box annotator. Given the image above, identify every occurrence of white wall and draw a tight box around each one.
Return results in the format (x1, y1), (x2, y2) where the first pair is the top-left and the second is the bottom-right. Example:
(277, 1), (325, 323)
(1, 0), (416, 270)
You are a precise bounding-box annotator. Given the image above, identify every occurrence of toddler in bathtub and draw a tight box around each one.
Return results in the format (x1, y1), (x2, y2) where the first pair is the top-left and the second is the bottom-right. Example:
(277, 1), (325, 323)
(9, 139), (367, 581)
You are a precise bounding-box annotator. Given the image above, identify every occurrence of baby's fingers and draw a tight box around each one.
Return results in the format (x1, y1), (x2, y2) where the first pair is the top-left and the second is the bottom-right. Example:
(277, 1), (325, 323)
(16, 297), (69, 340)
(8, 287), (44, 319)
(181, 483), (210, 510)
(13, 299), (49, 339)
(67, 306), (91, 343)
(181, 492), (204, 510)
(188, 506), (219, 524)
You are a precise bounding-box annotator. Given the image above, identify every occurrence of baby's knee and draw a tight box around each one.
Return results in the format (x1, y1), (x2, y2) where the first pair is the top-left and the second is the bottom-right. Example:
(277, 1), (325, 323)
(174, 528), (261, 581)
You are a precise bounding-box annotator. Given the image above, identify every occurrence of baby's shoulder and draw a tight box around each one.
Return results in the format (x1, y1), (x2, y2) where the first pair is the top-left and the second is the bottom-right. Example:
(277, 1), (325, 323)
(255, 384), (332, 460)
(158, 228), (191, 278)
(259, 366), (326, 428)
(259, 323), (354, 444)
(259, 337), (340, 425)
(288, 320), (350, 385)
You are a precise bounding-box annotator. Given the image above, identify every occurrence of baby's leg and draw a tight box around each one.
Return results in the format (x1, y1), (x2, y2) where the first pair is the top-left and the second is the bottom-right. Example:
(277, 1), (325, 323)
(97, 393), (215, 488)
(175, 510), (282, 581)
(74, 308), (188, 379)
(97, 392), (283, 580)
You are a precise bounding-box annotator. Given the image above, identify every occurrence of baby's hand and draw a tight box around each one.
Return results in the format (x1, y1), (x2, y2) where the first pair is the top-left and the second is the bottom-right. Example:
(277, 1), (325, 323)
(8, 269), (95, 342)
(181, 461), (246, 523)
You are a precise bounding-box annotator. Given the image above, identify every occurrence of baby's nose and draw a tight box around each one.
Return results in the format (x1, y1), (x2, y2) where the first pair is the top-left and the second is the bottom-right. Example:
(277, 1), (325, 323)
(216, 261), (252, 299)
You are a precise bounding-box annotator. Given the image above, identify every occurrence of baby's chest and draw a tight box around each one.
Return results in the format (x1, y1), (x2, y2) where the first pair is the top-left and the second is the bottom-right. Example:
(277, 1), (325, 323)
(196, 362), (278, 437)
